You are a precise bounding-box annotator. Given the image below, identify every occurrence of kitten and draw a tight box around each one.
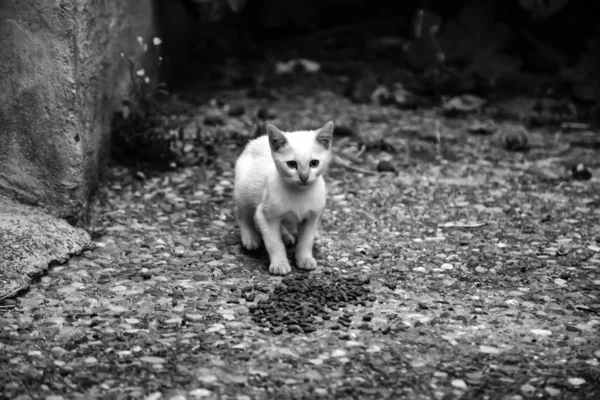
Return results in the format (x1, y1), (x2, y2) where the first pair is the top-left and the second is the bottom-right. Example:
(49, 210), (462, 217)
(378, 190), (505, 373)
(234, 121), (334, 275)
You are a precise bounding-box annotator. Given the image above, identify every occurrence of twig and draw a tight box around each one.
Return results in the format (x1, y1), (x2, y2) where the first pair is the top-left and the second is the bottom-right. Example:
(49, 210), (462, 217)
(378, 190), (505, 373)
(332, 154), (377, 175)
(0, 286), (27, 302)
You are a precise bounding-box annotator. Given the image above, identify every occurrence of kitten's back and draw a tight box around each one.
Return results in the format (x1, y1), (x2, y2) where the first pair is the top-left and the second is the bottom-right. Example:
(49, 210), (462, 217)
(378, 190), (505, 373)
(234, 135), (273, 207)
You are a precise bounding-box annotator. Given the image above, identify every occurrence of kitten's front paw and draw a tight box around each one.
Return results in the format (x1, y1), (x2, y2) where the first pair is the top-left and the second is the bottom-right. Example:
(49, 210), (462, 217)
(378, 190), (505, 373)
(297, 256), (317, 270)
(269, 259), (292, 275)
(241, 231), (261, 250)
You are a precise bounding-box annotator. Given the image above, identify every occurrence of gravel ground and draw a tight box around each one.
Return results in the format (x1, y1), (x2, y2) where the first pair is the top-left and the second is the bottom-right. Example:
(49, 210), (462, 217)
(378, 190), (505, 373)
(1, 79), (600, 400)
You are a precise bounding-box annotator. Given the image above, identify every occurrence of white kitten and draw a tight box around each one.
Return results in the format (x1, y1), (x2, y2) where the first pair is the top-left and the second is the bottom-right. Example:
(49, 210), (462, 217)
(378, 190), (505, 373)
(234, 121), (334, 275)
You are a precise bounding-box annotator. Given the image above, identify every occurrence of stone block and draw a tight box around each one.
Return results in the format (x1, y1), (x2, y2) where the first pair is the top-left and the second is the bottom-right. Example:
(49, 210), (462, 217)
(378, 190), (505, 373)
(0, 0), (159, 224)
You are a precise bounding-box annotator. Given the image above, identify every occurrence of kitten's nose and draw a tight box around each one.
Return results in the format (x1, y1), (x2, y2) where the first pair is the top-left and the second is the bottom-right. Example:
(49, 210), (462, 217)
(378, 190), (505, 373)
(299, 172), (309, 183)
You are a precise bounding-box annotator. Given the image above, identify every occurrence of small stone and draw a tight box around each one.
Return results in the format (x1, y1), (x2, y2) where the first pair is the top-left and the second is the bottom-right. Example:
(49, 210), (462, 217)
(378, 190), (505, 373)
(545, 387), (561, 397)
(568, 377), (585, 386)
(451, 379), (467, 390)
(197, 374), (218, 384)
(377, 160), (396, 173)
(479, 345), (501, 354)
(140, 356), (166, 364)
(554, 278), (567, 286)
(256, 107), (276, 120)
(84, 356), (97, 365)
(189, 388), (213, 398)
(530, 329), (552, 336)
(572, 163), (592, 180)
(185, 314), (204, 322)
(204, 111), (225, 126)
(50, 347), (67, 357)
(331, 349), (347, 357)
(227, 105), (245, 117)
(520, 383), (536, 395)
(440, 263), (453, 270)
(28, 350), (42, 357)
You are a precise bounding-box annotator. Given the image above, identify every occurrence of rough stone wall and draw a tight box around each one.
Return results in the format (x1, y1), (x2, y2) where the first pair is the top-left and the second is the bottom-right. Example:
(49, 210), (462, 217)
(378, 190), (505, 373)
(0, 0), (158, 225)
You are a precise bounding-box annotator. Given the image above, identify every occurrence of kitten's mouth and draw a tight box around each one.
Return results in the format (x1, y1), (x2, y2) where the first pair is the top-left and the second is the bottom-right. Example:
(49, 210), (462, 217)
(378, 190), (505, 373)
(294, 180), (311, 188)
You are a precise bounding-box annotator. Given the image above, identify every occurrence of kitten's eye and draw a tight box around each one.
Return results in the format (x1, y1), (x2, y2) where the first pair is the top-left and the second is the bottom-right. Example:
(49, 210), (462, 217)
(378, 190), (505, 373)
(309, 160), (319, 168)
(286, 161), (298, 169)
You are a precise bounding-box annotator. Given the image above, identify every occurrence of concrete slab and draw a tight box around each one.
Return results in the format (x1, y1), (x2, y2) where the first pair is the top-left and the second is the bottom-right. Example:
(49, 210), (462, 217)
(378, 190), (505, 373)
(0, 196), (92, 299)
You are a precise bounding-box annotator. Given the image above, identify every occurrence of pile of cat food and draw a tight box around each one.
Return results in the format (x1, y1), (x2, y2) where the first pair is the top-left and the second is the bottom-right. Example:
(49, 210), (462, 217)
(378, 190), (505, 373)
(247, 274), (376, 334)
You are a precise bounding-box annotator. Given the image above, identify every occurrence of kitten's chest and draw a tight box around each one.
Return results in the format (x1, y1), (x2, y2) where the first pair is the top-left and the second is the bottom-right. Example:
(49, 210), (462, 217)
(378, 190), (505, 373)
(278, 184), (325, 223)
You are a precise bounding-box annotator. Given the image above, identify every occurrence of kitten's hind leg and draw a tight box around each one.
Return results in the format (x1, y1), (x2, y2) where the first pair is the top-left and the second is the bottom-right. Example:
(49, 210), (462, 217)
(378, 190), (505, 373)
(237, 206), (261, 250)
(280, 224), (296, 246)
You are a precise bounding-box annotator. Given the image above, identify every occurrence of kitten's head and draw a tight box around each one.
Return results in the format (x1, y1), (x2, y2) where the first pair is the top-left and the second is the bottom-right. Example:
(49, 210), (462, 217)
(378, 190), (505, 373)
(267, 121), (334, 188)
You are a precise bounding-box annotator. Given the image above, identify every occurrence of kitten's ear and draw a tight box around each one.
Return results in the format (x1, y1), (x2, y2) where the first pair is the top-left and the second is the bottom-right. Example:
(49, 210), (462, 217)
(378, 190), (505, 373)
(316, 121), (334, 149)
(267, 124), (287, 152)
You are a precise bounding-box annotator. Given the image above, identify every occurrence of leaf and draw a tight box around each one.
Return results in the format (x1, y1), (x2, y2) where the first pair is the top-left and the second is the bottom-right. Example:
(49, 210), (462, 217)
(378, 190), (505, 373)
(472, 53), (522, 84)
(412, 9), (442, 39)
(443, 95), (486, 114)
(458, 0), (494, 35)
(227, 0), (247, 13)
(519, 0), (569, 20)
(438, 221), (487, 229)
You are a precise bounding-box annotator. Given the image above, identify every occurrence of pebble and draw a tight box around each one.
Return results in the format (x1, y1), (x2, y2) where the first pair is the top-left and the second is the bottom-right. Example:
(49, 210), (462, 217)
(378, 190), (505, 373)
(51, 347), (67, 357)
(451, 379), (467, 390)
(204, 111), (225, 126)
(84, 356), (97, 365)
(520, 383), (536, 395)
(440, 263), (453, 270)
(185, 314), (204, 322)
(189, 389), (213, 398)
(140, 356), (166, 364)
(568, 377), (585, 386)
(227, 105), (245, 117)
(530, 329), (552, 336)
(256, 107), (276, 120)
(197, 374), (218, 384)
(377, 160), (396, 173)
(331, 349), (347, 357)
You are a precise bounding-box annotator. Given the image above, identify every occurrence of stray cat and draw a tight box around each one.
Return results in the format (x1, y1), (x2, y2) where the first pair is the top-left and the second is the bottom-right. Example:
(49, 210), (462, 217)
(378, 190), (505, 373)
(234, 121), (334, 275)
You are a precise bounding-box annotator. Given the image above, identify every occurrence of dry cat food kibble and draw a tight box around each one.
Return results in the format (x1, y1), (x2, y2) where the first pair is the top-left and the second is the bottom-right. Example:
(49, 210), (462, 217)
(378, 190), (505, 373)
(247, 274), (376, 334)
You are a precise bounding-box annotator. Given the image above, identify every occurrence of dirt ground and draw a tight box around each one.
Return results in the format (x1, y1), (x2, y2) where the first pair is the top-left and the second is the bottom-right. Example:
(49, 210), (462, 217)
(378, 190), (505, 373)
(1, 58), (600, 400)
